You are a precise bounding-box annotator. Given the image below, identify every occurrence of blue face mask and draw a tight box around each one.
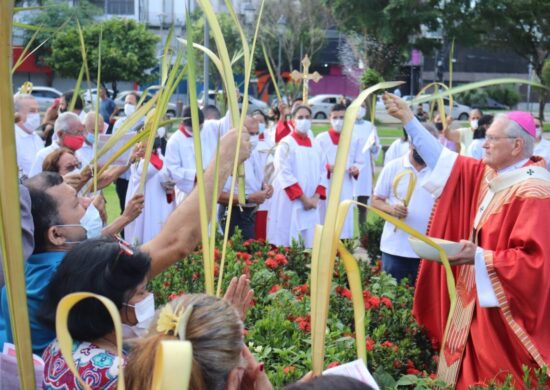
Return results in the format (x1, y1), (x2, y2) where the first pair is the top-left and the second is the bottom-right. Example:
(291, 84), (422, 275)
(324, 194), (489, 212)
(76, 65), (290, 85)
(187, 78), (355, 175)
(57, 204), (103, 244)
(258, 123), (266, 134)
(86, 133), (95, 144)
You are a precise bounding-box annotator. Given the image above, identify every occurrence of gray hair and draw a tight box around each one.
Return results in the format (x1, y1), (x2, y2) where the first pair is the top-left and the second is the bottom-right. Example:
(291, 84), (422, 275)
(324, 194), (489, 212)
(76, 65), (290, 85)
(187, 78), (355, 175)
(54, 112), (81, 134)
(496, 113), (534, 158)
(13, 93), (35, 112)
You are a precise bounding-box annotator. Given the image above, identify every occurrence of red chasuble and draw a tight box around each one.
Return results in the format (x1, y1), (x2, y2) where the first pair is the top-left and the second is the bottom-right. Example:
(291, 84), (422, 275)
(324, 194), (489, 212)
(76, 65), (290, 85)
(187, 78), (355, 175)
(414, 155), (550, 388)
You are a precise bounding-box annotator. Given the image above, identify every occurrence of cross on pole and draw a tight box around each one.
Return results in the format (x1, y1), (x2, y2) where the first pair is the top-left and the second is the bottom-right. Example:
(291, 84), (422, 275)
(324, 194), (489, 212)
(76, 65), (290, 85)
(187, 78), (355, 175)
(290, 54), (322, 105)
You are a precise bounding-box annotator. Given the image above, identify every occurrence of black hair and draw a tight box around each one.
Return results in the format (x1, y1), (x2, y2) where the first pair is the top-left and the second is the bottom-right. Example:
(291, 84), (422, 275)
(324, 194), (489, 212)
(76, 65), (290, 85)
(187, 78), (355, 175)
(182, 106), (205, 127)
(474, 114), (494, 139)
(63, 90), (83, 110)
(270, 105), (281, 121)
(252, 109), (268, 122)
(291, 105), (312, 118)
(203, 105), (221, 120)
(23, 172), (64, 253)
(331, 103), (347, 113)
(284, 375), (375, 390)
(39, 237), (151, 341)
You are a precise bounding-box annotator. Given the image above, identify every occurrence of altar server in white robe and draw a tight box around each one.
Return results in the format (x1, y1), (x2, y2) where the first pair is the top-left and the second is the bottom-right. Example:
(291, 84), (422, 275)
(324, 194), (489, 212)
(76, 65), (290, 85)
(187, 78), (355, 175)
(124, 131), (176, 245)
(352, 100), (380, 227)
(267, 105), (327, 248)
(164, 106), (231, 203)
(218, 116), (273, 240)
(315, 103), (364, 239)
(251, 110), (275, 240)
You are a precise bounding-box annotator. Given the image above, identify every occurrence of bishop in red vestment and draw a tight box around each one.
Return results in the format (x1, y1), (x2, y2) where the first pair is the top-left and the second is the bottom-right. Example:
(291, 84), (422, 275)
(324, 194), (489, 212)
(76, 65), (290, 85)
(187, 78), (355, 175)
(384, 93), (550, 388)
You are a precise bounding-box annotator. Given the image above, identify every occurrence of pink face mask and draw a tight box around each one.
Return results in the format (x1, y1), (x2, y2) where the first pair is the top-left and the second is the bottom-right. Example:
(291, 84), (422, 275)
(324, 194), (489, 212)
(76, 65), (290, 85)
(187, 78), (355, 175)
(63, 134), (85, 151)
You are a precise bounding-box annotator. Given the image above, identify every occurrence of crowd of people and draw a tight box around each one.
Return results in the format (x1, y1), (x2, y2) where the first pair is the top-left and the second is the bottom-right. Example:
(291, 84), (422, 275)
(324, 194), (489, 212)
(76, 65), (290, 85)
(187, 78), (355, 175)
(3, 84), (550, 388)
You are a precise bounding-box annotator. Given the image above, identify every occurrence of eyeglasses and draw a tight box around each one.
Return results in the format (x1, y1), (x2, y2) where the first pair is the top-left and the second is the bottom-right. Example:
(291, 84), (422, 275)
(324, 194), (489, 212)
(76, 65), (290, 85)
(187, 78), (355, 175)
(485, 135), (517, 143)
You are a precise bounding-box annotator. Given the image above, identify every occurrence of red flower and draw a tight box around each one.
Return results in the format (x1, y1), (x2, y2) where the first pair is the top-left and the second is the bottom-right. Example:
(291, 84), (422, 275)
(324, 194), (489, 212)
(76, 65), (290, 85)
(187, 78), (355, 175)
(326, 362), (340, 369)
(407, 368), (421, 375)
(168, 293), (178, 301)
(163, 281), (171, 287)
(283, 366), (296, 375)
(268, 285), (281, 294)
(214, 264), (219, 277)
(267, 250), (277, 257)
(365, 296), (380, 309)
(254, 251), (263, 257)
(293, 315), (311, 332)
(393, 359), (401, 369)
(265, 258), (278, 269)
(381, 297), (393, 308)
(242, 328), (249, 336)
(292, 284), (309, 296)
(381, 340), (394, 348)
(366, 338), (375, 351)
(429, 373), (437, 380)
(192, 272), (200, 281)
(336, 286), (352, 300)
(243, 239), (253, 247)
(274, 253), (288, 266)
(214, 248), (220, 261)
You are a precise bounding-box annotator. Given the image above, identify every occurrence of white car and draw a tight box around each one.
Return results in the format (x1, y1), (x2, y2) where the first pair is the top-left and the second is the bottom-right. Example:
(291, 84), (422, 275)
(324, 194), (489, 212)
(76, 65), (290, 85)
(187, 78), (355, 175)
(403, 95), (471, 120)
(27, 86), (62, 112)
(309, 94), (352, 119)
(198, 90), (269, 114)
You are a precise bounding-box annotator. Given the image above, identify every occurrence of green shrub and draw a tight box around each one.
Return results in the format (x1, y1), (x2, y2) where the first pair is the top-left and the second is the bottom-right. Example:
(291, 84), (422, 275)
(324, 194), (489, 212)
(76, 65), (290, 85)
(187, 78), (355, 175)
(486, 86), (520, 108)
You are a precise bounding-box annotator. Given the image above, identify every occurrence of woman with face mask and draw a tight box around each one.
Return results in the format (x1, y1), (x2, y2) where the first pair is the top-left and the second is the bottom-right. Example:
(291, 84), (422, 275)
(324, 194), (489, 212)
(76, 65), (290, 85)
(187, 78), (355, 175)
(267, 105), (327, 248)
(39, 237), (153, 389)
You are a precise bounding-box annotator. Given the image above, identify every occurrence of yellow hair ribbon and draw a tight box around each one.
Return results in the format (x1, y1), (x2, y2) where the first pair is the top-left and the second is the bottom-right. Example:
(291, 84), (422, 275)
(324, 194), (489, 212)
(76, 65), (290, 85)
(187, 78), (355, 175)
(56, 293), (125, 390)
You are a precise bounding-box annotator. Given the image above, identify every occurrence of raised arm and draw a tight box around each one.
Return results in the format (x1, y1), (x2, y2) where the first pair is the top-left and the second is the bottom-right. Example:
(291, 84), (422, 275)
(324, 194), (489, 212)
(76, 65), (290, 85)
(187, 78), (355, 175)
(383, 93), (443, 169)
(141, 128), (251, 277)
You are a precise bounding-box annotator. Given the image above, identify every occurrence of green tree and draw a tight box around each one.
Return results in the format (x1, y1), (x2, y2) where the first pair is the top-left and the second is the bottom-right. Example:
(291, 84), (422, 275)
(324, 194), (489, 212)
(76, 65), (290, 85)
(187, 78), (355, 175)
(21, 0), (103, 60)
(48, 18), (159, 95)
(323, 0), (439, 79)
(441, 0), (550, 119)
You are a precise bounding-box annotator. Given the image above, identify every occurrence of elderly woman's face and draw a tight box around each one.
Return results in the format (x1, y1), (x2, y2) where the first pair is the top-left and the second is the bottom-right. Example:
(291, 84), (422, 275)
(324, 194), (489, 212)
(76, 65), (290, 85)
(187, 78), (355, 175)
(58, 152), (80, 176)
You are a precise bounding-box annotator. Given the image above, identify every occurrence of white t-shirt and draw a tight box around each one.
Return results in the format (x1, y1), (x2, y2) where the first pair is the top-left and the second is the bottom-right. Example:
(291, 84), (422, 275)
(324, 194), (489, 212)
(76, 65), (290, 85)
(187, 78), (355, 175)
(15, 125), (44, 177)
(467, 138), (486, 160)
(534, 138), (550, 170)
(28, 142), (60, 178)
(374, 155), (435, 258)
(384, 138), (409, 166)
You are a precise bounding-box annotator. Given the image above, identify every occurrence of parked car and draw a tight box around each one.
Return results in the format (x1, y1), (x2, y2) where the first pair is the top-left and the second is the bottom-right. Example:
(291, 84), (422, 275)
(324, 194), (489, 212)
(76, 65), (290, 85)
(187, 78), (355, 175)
(83, 87), (115, 106)
(309, 94), (353, 119)
(27, 86), (63, 112)
(403, 95), (471, 120)
(472, 98), (509, 110)
(114, 89), (177, 118)
(198, 90), (269, 114)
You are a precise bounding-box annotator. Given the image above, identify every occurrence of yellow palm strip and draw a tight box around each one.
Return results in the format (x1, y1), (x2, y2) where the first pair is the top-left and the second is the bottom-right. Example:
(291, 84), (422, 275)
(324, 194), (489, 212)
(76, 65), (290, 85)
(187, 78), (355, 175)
(261, 43), (282, 103)
(56, 293), (125, 390)
(337, 241), (367, 364)
(310, 80), (403, 375)
(391, 169), (416, 232)
(0, 3), (36, 387)
(216, 0), (266, 297)
(336, 200), (457, 371)
(150, 340), (192, 390)
(413, 78), (549, 106)
(185, 10), (214, 294)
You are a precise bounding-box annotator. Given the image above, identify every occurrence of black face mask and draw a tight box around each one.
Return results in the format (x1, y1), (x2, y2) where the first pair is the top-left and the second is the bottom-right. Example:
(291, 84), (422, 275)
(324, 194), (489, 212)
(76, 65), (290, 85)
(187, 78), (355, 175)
(412, 149), (425, 165)
(435, 122), (443, 131)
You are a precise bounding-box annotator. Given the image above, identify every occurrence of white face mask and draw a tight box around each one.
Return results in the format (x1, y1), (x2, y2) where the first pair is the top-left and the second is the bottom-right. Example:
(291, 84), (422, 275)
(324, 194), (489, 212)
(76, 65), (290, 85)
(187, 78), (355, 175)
(57, 203), (103, 244)
(295, 119), (311, 134)
(331, 119), (344, 133)
(127, 292), (155, 323)
(249, 134), (259, 150)
(470, 119), (479, 130)
(258, 123), (266, 134)
(25, 112), (41, 132)
(157, 126), (166, 138)
(536, 126), (543, 138)
(357, 107), (366, 120)
(124, 103), (136, 117)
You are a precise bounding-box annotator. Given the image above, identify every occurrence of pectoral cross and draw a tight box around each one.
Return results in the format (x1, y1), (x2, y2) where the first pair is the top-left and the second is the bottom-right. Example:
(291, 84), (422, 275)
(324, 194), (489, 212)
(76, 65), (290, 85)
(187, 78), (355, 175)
(290, 55), (322, 105)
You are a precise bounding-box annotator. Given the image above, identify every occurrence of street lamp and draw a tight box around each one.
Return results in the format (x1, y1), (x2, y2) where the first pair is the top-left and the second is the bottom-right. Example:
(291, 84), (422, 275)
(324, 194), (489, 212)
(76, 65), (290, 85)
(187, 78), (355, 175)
(276, 15), (287, 88)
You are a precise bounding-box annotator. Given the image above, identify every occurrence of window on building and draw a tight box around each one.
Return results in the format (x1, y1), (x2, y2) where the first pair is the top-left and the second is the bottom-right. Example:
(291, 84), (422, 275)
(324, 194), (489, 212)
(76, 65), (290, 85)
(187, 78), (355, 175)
(106, 0), (134, 15)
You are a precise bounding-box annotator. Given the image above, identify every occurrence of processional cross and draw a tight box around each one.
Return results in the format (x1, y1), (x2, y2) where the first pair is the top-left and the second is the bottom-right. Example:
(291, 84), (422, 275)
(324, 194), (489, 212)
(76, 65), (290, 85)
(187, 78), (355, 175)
(290, 55), (322, 105)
